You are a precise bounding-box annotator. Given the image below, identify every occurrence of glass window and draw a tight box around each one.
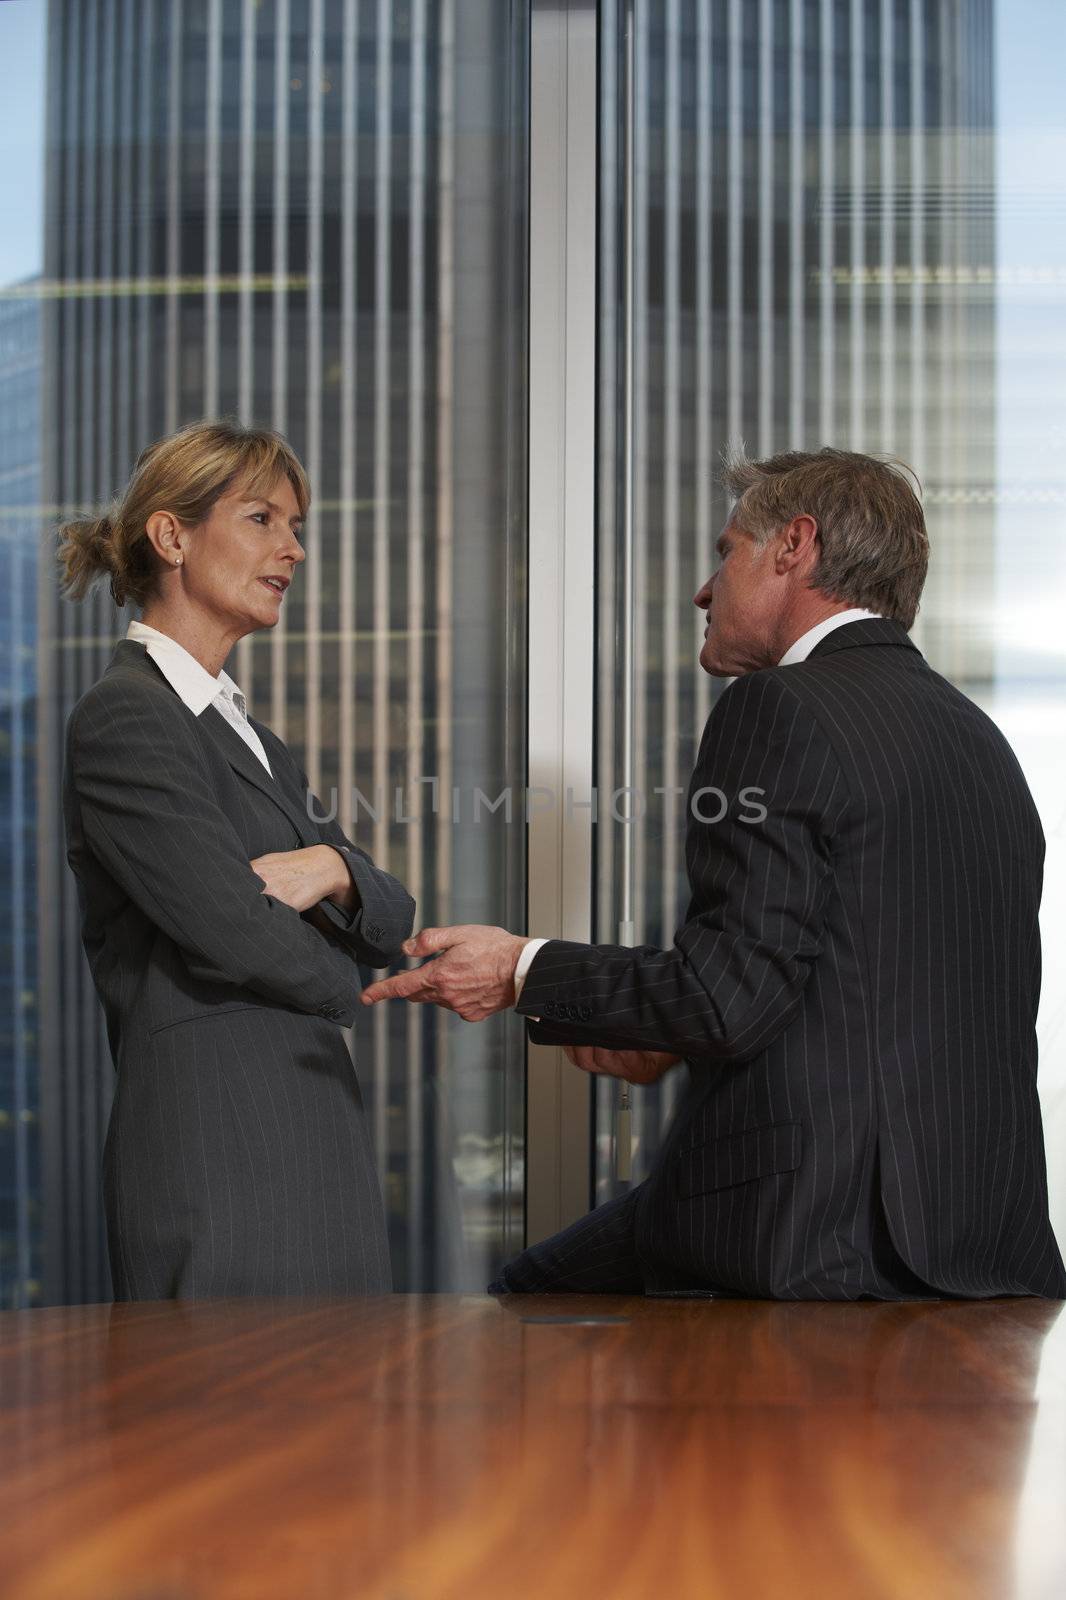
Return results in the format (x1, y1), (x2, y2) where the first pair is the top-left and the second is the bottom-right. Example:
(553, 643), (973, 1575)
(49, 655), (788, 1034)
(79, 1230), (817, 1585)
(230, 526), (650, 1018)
(0, 0), (528, 1305)
(594, 0), (1066, 1253)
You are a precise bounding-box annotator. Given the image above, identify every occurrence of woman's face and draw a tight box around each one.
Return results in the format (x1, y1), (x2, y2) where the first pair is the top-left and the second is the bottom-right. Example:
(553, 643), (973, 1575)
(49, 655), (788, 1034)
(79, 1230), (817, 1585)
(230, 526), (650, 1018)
(179, 474), (306, 635)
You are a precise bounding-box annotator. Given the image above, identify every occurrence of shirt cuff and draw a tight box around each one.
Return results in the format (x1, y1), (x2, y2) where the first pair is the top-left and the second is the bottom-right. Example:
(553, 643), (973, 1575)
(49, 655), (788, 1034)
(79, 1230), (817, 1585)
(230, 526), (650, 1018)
(513, 938), (549, 1008)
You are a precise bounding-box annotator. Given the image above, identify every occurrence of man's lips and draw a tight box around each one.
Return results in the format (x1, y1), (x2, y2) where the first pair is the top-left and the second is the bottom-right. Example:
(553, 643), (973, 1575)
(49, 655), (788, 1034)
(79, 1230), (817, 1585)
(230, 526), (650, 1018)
(259, 577), (289, 597)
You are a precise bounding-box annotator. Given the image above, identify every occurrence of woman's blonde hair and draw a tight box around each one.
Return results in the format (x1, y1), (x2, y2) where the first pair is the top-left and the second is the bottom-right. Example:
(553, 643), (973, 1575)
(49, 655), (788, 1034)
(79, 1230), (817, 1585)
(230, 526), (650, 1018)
(56, 419), (312, 610)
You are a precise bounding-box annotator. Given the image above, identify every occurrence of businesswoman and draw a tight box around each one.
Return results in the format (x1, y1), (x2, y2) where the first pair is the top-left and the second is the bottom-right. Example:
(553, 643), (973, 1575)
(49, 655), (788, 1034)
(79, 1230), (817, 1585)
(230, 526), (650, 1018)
(58, 419), (414, 1300)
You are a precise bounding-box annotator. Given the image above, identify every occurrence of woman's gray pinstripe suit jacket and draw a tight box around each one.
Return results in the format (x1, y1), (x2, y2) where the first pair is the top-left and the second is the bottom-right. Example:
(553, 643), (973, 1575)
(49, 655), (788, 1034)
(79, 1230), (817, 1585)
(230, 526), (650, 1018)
(64, 638), (415, 1300)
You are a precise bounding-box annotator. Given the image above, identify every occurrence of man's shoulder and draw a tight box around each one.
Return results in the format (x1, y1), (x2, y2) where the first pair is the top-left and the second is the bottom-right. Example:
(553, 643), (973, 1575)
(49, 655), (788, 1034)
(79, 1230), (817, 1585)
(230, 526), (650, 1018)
(697, 668), (842, 780)
(710, 664), (827, 729)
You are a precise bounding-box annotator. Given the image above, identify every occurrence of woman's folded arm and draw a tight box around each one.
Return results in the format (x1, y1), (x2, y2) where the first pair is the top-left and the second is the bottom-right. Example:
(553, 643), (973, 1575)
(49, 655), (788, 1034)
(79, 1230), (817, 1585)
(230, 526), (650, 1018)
(67, 683), (370, 1026)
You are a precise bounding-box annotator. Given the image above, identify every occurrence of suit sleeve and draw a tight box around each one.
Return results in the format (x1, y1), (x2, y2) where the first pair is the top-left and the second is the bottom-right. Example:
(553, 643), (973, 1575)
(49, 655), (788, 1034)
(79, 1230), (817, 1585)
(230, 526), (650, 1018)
(516, 670), (848, 1064)
(67, 685), (372, 1028)
(287, 756), (416, 968)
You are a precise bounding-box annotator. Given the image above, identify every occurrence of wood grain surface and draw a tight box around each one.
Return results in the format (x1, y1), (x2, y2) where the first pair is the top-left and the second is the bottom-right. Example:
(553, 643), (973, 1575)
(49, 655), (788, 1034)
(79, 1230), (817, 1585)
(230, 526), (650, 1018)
(1, 1294), (1064, 1600)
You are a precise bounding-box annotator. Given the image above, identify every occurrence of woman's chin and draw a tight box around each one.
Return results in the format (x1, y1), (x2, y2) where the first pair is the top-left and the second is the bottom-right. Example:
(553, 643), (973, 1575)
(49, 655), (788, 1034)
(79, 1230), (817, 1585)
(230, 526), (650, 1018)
(252, 597), (283, 627)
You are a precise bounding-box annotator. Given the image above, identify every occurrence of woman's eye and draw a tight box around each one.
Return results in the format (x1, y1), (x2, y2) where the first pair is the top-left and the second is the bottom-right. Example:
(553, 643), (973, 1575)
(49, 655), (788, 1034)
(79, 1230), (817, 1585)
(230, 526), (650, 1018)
(252, 513), (269, 525)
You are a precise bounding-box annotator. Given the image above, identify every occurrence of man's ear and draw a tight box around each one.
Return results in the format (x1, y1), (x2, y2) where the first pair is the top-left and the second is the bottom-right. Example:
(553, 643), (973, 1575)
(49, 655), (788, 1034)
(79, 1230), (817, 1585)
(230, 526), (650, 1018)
(777, 514), (818, 572)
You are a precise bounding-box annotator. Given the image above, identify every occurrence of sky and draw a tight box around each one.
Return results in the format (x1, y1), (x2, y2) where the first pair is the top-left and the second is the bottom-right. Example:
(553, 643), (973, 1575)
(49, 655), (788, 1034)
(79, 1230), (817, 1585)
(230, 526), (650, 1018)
(994, 0), (1066, 681)
(0, 0), (46, 288)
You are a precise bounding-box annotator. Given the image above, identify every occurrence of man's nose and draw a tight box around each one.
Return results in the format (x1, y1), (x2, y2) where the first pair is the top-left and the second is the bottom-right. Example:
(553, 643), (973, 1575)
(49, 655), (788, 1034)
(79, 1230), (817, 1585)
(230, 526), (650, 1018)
(694, 578), (713, 610)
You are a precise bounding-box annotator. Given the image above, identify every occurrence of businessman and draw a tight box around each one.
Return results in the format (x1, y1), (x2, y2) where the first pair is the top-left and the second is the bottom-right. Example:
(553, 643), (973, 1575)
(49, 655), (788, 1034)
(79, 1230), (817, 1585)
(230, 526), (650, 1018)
(363, 446), (1066, 1300)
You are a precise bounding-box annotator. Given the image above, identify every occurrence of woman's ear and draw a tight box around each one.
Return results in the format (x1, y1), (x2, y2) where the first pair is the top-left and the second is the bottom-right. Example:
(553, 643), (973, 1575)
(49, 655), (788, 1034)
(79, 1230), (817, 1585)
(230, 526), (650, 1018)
(145, 509), (185, 567)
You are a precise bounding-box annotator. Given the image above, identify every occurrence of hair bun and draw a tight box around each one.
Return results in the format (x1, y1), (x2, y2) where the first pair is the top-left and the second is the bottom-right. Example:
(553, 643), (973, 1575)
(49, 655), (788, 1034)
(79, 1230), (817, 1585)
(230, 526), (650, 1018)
(56, 510), (122, 602)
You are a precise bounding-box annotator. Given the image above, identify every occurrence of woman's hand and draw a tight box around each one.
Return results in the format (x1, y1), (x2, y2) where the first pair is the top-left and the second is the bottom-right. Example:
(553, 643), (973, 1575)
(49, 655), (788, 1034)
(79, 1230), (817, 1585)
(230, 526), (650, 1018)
(249, 844), (348, 914)
(563, 1045), (683, 1085)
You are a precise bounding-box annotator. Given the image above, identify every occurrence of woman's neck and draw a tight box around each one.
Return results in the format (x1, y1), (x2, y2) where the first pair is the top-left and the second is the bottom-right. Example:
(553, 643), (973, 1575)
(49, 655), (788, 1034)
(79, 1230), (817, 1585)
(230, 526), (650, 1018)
(137, 604), (244, 679)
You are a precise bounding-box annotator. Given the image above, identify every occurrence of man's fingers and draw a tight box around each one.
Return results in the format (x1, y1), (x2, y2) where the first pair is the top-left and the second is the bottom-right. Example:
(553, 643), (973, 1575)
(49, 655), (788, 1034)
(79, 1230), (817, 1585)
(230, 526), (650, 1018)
(566, 1046), (600, 1073)
(360, 970), (434, 1006)
(402, 926), (456, 958)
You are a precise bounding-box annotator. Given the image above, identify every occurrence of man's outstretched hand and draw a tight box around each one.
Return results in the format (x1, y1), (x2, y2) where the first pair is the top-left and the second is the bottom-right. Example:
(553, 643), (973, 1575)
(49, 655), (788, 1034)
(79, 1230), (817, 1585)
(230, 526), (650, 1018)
(360, 925), (528, 1022)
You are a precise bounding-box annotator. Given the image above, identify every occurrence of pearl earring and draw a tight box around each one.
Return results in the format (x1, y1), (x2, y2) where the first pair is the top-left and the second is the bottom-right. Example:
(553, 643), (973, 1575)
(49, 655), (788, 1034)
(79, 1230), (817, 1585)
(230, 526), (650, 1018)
(175, 556), (183, 565)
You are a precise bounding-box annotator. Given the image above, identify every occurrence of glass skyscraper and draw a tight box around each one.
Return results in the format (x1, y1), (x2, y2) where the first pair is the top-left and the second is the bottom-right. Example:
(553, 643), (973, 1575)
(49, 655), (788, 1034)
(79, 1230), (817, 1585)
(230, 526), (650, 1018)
(593, 0), (997, 1192)
(37, 0), (529, 1304)
(0, 280), (41, 1309)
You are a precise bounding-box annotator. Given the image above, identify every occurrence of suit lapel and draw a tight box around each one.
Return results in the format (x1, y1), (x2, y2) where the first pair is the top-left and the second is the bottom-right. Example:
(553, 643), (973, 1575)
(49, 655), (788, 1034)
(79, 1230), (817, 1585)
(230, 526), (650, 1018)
(198, 705), (322, 847)
(105, 638), (321, 847)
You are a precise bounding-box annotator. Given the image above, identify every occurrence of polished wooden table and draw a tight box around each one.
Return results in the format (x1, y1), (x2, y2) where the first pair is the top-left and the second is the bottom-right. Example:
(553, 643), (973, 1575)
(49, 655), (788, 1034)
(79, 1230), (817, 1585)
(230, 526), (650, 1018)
(1, 1294), (1064, 1599)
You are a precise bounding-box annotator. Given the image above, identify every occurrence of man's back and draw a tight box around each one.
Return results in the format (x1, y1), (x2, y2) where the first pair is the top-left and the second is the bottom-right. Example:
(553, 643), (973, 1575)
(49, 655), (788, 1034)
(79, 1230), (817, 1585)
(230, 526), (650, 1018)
(634, 618), (1065, 1299)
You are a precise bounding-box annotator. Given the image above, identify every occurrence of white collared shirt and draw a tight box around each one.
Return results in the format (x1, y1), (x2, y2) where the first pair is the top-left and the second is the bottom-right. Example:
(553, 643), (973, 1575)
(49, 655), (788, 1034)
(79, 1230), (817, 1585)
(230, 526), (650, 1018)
(125, 619), (273, 777)
(513, 607), (885, 1004)
(775, 607), (883, 666)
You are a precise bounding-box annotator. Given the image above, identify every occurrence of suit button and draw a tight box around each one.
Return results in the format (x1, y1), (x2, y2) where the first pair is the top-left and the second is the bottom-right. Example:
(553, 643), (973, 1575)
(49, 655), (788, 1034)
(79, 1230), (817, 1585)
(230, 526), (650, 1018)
(545, 1000), (556, 1016)
(579, 1005), (591, 1021)
(566, 1004), (577, 1021)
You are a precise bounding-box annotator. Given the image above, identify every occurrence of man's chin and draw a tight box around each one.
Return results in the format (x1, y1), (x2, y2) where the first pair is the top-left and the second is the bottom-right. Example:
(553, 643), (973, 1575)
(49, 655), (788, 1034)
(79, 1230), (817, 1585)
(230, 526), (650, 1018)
(699, 639), (732, 678)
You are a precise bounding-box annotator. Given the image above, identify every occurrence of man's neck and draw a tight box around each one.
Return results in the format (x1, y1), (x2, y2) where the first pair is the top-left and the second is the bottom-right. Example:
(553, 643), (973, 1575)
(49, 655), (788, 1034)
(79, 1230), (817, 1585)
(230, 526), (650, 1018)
(772, 602), (865, 665)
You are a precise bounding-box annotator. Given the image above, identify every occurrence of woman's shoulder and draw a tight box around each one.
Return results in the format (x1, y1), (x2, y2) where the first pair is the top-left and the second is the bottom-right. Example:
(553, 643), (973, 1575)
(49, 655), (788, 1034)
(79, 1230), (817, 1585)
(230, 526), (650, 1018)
(67, 648), (192, 747)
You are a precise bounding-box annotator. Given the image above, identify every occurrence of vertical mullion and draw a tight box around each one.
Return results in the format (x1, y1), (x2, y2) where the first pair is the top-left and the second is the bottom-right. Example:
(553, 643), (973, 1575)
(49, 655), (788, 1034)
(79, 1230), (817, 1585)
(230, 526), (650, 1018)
(661, 0), (680, 1049)
(165, 0), (182, 433)
(758, 0), (773, 453)
(632, 0), (647, 944)
(94, 0), (119, 1297)
(204, 0), (222, 414)
(694, 0), (712, 734)
(306, 0), (324, 790)
(117, 0), (135, 483)
(819, 0), (833, 442)
(881, 0), (895, 449)
(338, 0), (357, 844)
(909, 0), (925, 656)
(136, 0), (154, 449)
(236, 0), (257, 694)
(850, 0), (864, 446)
(406, 0), (427, 1288)
(655, 0), (682, 1137)
(78, 0), (100, 1303)
(372, 0), (393, 1186)
(526, 0), (597, 1243)
(595, 1), (618, 954)
(727, 0), (741, 445)
(789, 0), (804, 445)
(271, 0), (290, 738)
(595, 1), (622, 1193)
(238, 0), (256, 428)
(433, 0), (455, 1270)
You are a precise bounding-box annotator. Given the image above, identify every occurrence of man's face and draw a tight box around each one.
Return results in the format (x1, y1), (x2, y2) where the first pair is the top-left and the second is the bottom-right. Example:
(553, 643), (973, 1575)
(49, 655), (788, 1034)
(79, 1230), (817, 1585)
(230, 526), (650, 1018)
(695, 518), (783, 677)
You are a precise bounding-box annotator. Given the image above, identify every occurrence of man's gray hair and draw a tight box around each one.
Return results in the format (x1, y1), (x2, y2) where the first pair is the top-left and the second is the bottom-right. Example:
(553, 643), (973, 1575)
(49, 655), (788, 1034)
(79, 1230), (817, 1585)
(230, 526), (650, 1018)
(721, 446), (929, 629)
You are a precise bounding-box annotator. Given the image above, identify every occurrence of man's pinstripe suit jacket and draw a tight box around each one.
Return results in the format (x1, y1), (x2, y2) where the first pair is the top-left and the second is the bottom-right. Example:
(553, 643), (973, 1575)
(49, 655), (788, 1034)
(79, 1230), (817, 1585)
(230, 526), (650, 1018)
(64, 638), (415, 1300)
(517, 618), (1066, 1299)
